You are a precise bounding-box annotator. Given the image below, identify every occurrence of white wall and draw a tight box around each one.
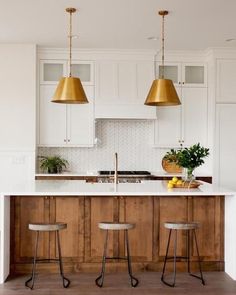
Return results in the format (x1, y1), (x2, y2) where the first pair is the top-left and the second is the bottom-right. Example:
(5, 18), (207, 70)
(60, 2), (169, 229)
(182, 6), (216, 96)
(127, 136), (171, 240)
(0, 44), (36, 180)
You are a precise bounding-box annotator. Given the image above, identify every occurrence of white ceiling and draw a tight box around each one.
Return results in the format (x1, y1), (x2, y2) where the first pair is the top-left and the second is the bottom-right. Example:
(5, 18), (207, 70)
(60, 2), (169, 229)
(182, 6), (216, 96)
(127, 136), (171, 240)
(0, 0), (236, 50)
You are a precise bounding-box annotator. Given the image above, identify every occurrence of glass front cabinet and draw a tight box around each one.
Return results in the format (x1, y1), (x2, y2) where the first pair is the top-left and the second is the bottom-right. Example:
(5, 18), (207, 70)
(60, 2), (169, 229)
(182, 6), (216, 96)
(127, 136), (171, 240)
(38, 60), (95, 147)
(154, 62), (208, 148)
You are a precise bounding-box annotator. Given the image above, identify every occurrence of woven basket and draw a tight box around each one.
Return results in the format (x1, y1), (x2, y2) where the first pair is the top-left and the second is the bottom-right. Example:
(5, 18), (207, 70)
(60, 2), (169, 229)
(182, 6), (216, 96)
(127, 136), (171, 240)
(162, 158), (183, 173)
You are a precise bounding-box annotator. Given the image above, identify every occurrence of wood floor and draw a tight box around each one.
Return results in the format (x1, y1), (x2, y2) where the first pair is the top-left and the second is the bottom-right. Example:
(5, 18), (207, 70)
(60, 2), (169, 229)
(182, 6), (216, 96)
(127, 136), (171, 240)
(1, 272), (236, 295)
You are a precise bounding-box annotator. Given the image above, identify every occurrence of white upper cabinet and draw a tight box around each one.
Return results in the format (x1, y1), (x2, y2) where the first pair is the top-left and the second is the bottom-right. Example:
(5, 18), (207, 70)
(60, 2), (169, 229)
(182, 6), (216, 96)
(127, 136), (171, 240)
(157, 62), (207, 87)
(95, 60), (157, 119)
(40, 60), (94, 85)
(154, 62), (208, 148)
(38, 59), (95, 147)
(216, 59), (236, 103)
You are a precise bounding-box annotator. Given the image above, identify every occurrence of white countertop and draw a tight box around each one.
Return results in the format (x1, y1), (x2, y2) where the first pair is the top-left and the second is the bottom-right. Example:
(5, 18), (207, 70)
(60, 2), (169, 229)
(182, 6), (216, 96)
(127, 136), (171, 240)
(0, 179), (234, 196)
(35, 171), (212, 177)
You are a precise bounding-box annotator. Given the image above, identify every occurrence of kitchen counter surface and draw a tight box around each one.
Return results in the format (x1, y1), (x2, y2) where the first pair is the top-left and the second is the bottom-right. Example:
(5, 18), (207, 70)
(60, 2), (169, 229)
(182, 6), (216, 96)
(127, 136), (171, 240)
(0, 179), (234, 196)
(35, 171), (212, 177)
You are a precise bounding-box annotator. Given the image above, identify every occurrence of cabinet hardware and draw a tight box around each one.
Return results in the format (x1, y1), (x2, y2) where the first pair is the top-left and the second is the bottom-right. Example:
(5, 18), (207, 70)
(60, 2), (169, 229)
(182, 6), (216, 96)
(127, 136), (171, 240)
(44, 196), (48, 200)
(64, 139), (66, 142)
(68, 139), (70, 142)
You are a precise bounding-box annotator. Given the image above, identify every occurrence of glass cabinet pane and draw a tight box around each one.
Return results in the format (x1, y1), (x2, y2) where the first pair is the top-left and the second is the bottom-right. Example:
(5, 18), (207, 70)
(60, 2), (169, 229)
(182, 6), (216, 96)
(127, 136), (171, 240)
(71, 64), (91, 82)
(43, 64), (63, 82)
(185, 66), (204, 84)
(158, 65), (178, 83)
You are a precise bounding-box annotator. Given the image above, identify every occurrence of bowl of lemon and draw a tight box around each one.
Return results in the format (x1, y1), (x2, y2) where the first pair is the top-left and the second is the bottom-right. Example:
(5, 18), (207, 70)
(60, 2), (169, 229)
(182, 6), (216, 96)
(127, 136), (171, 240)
(167, 177), (202, 189)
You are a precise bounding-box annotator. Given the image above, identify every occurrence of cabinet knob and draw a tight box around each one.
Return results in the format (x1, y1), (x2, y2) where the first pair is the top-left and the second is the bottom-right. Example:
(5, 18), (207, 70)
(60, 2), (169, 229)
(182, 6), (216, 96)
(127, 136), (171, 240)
(182, 82), (185, 85)
(68, 139), (70, 142)
(178, 82), (181, 85)
(44, 196), (48, 200)
(64, 139), (66, 142)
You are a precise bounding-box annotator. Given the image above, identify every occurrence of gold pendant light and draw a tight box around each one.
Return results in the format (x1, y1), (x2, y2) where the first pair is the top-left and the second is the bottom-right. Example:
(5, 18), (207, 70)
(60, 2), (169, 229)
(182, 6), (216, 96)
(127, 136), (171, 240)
(145, 11), (181, 106)
(52, 8), (88, 104)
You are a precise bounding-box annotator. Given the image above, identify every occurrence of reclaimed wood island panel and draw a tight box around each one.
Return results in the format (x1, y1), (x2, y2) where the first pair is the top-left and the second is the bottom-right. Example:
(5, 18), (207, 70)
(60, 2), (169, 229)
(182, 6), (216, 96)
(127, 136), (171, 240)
(10, 194), (224, 274)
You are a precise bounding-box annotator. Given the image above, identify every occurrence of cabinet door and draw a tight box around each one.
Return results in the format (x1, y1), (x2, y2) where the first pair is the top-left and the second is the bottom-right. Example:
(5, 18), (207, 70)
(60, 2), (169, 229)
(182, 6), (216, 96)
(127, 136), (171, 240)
(182, 63), (207, 87)
(84, 197), (118, 262)
(119, 197), (153, 262)
(191, 196), (224, 262)
(50, 197), (84, 262)
(39, 85), (67, 146)
(158, 197), (188, 258)
(156, 62), (181, 86)
(71, 61), (94, 85)
(12, 196), (49, 263)
(67, 85), (94, 146)
(182, 87), (208, 146)
(95, 61), (156, 119)
(40, 60), (67, 85)
(154, 87), (182, 147)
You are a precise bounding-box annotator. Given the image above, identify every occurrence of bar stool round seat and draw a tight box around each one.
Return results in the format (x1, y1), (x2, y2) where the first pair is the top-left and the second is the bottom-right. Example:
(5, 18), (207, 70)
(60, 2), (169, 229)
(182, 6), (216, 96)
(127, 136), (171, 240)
(164, 221), (200, 230)
(95, 221), (139, 288)
(161, 221), (205, 287)
(98, 222), (135, 230)
(25, 222), (70, 290)
(29, 222), (67, 231)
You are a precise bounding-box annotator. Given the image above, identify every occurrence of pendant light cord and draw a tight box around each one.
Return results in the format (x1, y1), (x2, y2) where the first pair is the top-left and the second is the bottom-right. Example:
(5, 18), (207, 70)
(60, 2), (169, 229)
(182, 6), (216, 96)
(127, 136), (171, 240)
(69, 10), (72, 77)
(161, 13), (165, 79)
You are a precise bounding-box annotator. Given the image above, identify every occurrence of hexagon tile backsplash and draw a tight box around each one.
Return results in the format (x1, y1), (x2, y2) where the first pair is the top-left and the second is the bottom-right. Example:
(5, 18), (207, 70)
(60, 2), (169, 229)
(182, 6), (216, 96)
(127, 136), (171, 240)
(38, 120), (167, 173)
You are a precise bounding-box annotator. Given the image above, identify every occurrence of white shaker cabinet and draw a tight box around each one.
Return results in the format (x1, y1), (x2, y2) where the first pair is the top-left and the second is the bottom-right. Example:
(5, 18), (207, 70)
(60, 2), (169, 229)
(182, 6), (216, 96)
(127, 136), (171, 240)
(154, 62), (208, 148)
(95, 61), (157, 119)
(38, 60), (94, 147)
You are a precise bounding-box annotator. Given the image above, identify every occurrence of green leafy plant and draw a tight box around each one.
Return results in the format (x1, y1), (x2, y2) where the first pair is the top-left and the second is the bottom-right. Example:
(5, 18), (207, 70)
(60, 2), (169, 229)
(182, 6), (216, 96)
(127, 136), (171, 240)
(39, 156), (68, 174)
(163, 149), (181, 163)
(176, 143), (209, 179)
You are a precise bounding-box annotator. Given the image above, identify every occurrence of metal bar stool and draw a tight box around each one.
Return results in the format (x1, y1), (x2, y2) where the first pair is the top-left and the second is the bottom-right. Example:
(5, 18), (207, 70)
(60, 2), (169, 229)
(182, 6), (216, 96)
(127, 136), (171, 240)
(95, 222), (139, 288)
(25, 222), (70, 289)
(161, 221), (205, 287)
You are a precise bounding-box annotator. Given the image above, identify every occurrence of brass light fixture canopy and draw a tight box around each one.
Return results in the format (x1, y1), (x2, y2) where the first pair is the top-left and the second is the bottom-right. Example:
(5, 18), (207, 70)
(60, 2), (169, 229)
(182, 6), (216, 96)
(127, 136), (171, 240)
(145, 10), (181, 106)
(52, 8), (88, 104)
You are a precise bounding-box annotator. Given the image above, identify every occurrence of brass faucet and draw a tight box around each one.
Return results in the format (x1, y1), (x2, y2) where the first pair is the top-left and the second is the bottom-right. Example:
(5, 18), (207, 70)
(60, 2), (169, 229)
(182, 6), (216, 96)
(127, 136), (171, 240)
(114, 152), (118, 184)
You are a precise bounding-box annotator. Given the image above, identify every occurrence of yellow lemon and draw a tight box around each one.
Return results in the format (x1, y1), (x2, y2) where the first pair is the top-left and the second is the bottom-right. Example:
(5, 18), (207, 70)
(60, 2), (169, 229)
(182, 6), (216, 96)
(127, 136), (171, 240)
(176, 180), (183, 185)
(172, 176), (178, 183)
(167, 182), (174, 189)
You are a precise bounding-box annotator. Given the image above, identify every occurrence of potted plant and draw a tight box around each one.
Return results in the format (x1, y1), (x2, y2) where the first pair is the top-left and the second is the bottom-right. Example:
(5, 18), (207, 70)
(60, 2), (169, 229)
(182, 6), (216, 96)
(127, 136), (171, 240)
(176, 143), (209, 181)
(162, 149), (182, 173)
(39, 156), (68, 174)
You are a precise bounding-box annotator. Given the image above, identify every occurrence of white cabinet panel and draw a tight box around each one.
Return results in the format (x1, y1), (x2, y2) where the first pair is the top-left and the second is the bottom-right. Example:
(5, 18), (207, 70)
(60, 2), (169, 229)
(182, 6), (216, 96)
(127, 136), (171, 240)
(39, 85), (94, 147)
(96, 62), (117, 103)
(155, 88), (182, 147)
(182, 87), (208, 146)
(68, 86), (94, 146)
(39, 85), (67, 145)
(154, 87), (208, 148)
(216, 59), (236, 103)
(118, 62), (137, 101)
(95, 60), (156, 119)
(216, 105), (236, 189)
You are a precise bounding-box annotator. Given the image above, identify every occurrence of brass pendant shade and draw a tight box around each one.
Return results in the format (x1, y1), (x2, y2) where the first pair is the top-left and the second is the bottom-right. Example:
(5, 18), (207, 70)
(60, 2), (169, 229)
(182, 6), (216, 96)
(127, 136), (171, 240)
(52, 77), (88, 104)
(52, 8), (88, 104)
(145, 79), (180, 106)
(145, 10), (181, 106)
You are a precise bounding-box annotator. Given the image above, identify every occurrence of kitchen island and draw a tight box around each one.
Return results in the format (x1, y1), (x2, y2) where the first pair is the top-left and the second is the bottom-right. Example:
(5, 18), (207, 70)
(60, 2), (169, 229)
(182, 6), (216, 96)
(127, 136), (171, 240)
(0, 180), (235, 283)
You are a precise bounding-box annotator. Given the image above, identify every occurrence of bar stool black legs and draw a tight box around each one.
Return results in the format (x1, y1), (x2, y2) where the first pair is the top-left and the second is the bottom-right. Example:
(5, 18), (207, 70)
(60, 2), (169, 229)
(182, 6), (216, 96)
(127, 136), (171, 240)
(125, 230), (139, 287)
(95, 225), (139, 288)
(161, 222), (205, 287)
(25, 224), (70, 289)
(56, 230), (70, 288)
(95, 230), (109, 287)
(25, 231), (39, 289)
